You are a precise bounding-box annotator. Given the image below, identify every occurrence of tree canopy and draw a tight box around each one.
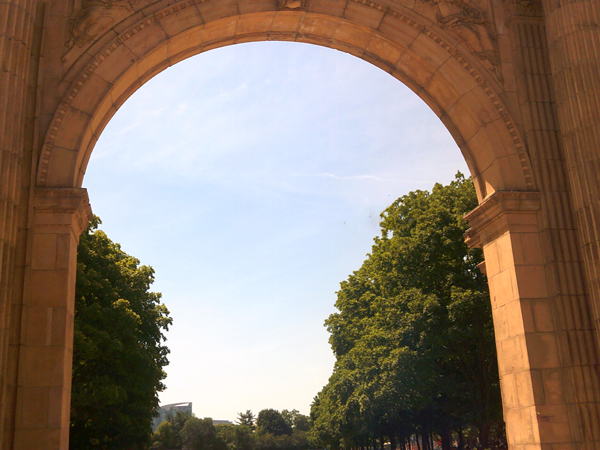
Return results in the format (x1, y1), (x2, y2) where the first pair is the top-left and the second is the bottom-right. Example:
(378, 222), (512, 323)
(256, 409), (293, 437)
(310, 174), (504, 450)
(70, 216), (172, 450)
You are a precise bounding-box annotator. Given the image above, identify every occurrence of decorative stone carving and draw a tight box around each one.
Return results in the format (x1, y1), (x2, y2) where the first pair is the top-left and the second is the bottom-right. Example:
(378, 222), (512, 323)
(503, 0), (544, 18)
(64, 0), (135, 60)
(277, 0), (307, 9)
(416, 0), (502, 80)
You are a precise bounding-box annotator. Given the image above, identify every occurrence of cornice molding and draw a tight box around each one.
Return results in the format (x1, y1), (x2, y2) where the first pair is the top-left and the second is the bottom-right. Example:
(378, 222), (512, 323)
(464, 190), (541, 248)
(33, 188), (93, 236)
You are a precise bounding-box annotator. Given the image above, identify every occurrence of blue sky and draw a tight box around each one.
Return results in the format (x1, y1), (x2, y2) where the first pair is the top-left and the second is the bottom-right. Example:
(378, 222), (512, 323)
(83, 41), (468, 421)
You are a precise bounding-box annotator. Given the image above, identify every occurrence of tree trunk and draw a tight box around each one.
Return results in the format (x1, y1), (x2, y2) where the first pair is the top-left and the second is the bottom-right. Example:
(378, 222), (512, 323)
(441, 429), (452, 450)
(479, 422), (490, 449)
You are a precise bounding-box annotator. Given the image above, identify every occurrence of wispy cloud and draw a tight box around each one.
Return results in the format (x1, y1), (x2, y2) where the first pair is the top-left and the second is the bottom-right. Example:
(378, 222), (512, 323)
(292, 173), (388, 181)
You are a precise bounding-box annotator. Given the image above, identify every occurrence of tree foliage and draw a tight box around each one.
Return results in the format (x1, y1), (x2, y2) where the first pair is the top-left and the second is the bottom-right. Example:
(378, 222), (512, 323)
(181, 417), (227, 450)
(70, 216), (172, 450)
(153, 409), (308, 450)
(310, 174), (504, 450)
(256, 409), (293, 436)
(236, 410), (256, 431)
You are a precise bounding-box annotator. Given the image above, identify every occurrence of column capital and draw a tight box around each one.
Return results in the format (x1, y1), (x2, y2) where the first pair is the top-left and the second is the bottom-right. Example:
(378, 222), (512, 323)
(33, 188), (93, 237)
(464, 190), (540, 248)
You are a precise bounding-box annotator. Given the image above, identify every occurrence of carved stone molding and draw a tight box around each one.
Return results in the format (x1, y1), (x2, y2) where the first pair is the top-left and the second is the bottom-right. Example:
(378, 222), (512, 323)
(464, 190), (541, 248)
(503, 0), (544, 19)
(33, 188), (93, 236)
(415, 0), (502, 80)
(63, 0), (136, 61)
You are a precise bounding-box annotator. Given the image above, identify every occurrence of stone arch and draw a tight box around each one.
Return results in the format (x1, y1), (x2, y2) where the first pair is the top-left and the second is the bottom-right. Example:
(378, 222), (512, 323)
(11, 1), (600, 450)
(37, 1), (535, 199)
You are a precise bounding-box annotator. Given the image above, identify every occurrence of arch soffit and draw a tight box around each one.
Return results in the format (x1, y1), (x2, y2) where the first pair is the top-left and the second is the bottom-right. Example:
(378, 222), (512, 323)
(38, 0), (535, 199)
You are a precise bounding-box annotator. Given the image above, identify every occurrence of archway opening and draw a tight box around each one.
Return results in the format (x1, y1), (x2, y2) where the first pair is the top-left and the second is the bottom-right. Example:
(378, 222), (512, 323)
(81, 41), (470, 422)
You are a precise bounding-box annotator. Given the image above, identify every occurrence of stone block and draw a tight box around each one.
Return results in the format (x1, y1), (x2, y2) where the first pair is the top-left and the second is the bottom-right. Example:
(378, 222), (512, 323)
(13, 428), (62, 450)
(500, 334), (529, 375)
(299, 14), (341, 38)
(505, 298), (527, 337)
(307, 0), (347, 17)
(69, 73), (113, 116)
(271, 11), (303, 33)
(491, 268), (516, 308)
(410, 32), (450, 68)
(447, 95), (483, 142)
(197, 0), (239, 22)
(235, 12), (275, 35)
(343, 1), (384, 29)
(30, 270), (69, 308)
(94, 44), (139, 84)
(136, 44), (169, 80)
(52, 108), (91, 152)
(168, 26), (204, 59)
(202, 17), (239, 44)
(530, 298), (555, 332)
(159, 5), (204, 37)
(123, 23), (169, 58)
(378, 14), (420, 49)
(334, 21), (374, 50)
(31, 234), (57, 271)
(515, 369), (537, 407)
(501, 371), (519, 409)
(541, 368), (565, 405)
(366, 34), (402, 65)
(426, 70), (461, 111)
(20, 346), (67, 387)
(527, 332), (560, 369)
(23, 307), (50, 347)
(514, 265), (549, 299)
(20, 387), (49, 428)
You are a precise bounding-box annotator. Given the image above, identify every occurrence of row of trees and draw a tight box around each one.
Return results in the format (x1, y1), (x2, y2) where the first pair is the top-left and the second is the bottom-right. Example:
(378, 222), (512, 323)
(309, 174), (505, 450)
(153, 409), (311, 450)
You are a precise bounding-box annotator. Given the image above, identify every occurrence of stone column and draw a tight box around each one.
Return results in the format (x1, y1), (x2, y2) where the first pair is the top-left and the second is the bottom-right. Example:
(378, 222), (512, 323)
(465, 191), (579, 449)
(12, 188), (91, 450)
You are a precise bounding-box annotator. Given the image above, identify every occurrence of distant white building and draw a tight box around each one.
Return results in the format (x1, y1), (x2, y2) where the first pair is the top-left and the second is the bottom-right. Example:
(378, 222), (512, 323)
(152, 402), (193, 432)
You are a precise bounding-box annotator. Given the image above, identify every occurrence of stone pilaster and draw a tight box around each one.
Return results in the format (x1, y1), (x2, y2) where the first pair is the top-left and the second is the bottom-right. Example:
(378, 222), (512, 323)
(12, 188), (91, 450)
(541, 5), (600, 437)
(0, 0), (39, 447)
(465, 190), (597, 449)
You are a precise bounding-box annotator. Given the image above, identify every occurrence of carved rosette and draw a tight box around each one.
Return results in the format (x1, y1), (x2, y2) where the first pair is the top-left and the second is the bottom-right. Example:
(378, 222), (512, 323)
(277, 0), (307, 10)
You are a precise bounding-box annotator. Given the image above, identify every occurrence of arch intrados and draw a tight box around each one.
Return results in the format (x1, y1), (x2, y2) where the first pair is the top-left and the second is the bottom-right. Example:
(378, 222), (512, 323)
(39, 7), (535, 200)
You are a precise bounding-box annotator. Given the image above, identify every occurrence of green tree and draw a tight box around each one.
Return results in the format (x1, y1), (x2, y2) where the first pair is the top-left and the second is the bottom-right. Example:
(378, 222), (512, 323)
(256, 409), (292, 436)
(70, 216), (172, 450)
(236, 410), (256, 431)
(317, 174), (503, 450)
(153, 411), (193, 449)
(153, 421), (178, 449)
(281, 410), (309, 432)
(217, 424), (255, 450)
(181, 417), (227, 450)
